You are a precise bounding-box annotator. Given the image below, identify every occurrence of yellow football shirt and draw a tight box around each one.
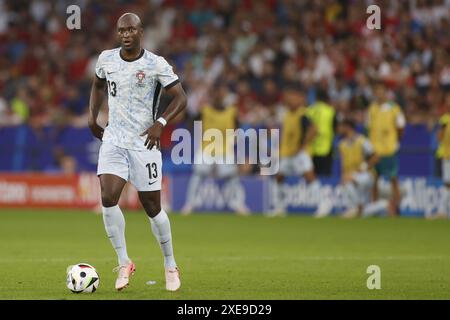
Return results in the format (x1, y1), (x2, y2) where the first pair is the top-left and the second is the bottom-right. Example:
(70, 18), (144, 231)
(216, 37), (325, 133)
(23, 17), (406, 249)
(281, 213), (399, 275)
(339, 134), (373, 175)
(367, 101), (404, 156)
(201, 105), (237, 156)
(440, 113), (450, 160)
(280, 107), (307, 158)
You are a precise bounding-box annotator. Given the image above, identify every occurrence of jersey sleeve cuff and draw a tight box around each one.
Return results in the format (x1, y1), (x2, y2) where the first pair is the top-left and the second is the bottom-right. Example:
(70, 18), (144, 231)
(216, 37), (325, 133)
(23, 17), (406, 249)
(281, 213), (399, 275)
(96, 74), (106, 81)
(164, 79), (179, 89)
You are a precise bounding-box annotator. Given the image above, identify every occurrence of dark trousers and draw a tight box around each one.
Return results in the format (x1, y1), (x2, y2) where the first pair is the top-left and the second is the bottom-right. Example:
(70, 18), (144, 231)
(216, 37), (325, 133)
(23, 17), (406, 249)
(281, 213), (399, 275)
(313, 153), (333, 177)
(435, 158), (442, 178)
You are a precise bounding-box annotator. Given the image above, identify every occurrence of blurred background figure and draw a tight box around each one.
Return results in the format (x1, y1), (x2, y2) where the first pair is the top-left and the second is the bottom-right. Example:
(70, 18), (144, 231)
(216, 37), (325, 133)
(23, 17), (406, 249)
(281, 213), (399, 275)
(181, 84), (249, 215)
(338, 118), (390, 218)
(306, 87), (338, 177)
(367, 82), (406, 216)
(271, 86), (332, 217)
(435, 92), (450, 218)
(56, 154), (77, 176)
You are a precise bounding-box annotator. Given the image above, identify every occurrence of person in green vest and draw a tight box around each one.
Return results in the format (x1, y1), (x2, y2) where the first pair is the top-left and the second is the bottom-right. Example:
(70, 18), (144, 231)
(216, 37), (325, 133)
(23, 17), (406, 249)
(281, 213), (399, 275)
(306, 88), (338, 176)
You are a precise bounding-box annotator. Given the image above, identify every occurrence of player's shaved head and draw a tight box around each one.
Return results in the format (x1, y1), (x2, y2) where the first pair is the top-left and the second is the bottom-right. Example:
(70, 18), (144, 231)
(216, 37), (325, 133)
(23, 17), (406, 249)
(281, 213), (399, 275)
(116, 12), (144, 53)
(117, 12), (143, 29)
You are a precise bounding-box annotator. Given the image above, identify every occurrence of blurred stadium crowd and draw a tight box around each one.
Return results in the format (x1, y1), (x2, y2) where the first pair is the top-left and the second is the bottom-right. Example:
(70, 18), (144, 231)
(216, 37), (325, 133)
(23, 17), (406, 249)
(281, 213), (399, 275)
(0, 0), (449, 175)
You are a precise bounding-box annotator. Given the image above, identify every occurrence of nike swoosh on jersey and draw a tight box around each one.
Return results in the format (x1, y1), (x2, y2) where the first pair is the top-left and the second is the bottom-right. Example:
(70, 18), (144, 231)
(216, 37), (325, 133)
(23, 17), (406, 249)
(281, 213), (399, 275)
(148, 180), (157, 185)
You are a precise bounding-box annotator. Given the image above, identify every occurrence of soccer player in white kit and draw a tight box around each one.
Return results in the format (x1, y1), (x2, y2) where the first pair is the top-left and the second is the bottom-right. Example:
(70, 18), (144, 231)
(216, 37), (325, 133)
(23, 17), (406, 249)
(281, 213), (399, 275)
(88, 13), (187, 291)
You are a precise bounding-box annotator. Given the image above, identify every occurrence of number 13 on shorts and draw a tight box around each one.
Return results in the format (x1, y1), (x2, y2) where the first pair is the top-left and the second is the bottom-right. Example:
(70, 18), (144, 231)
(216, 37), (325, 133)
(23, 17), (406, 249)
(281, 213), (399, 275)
(97, 143), (163, 192)
(146, 162), (158, 183)
(130, 149), (162, 192)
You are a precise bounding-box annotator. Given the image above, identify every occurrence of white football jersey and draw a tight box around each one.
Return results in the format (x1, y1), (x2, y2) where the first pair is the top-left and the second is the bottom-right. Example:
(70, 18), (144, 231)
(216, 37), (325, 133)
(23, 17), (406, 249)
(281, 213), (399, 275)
(95, 48), (179, 150)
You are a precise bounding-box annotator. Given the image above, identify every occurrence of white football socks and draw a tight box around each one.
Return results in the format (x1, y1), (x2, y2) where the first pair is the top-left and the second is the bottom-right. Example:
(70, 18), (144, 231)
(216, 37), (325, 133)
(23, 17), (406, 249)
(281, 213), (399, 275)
(102, 205), (130, 266)
(149, 209), (177, 270)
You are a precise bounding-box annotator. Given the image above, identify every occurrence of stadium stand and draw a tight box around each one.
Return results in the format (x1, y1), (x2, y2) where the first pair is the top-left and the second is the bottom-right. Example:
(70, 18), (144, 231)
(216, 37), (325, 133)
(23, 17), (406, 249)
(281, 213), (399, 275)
(0, 0), (449, 178)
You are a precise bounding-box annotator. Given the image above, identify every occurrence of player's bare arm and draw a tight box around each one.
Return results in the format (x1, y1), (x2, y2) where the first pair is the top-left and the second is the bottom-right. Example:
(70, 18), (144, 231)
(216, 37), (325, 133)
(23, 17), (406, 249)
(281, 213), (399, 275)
(397, 127), (405, 139)
(300, 121), (317, 152)
(437, 123), (446, 141)
(141, 82), (187, 150)
(396, 112), (406, 139)
(88, 75), (107, 140)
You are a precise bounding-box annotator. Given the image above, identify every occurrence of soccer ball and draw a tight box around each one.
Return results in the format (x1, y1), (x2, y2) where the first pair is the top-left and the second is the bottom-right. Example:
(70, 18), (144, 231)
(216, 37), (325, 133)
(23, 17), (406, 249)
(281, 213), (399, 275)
(66, 263), (100, 293)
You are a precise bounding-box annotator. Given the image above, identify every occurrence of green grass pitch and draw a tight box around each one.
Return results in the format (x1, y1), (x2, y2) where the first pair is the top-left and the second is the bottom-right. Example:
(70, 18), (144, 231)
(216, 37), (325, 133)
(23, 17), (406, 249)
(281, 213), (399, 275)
(0, 209), (449, 300)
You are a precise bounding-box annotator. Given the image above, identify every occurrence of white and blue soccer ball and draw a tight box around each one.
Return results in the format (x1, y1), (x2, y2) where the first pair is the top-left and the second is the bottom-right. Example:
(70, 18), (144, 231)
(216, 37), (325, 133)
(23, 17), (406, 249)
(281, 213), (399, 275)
(66, 263), (100, 293)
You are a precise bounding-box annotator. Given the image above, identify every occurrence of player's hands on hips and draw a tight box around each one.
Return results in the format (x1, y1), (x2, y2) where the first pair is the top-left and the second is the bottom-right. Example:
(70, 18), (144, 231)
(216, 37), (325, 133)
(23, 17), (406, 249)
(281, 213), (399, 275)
(141, 122), (163, 150)
(88, 118), (104, 140)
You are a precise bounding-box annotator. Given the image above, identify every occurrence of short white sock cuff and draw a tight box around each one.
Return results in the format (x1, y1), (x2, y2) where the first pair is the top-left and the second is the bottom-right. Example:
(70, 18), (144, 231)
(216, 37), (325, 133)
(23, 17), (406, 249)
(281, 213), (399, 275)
(102, 205), (120, 213)
(150, 209), (168, 225)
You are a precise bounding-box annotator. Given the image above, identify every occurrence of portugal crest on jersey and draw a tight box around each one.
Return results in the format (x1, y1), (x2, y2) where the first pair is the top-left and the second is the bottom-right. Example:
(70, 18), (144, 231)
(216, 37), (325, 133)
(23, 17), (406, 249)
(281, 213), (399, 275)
(136, 70), (146, 87)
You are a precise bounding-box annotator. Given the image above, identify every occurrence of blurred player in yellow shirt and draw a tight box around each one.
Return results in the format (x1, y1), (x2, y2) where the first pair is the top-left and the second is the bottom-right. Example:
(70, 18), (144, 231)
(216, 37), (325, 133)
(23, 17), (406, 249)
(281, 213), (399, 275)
(436, 93), (450, 219)
(338, 119), (391, 218)
(367, 82), (406, 215)
(181, 85), (249, 215)
(271, 86), (332, 217)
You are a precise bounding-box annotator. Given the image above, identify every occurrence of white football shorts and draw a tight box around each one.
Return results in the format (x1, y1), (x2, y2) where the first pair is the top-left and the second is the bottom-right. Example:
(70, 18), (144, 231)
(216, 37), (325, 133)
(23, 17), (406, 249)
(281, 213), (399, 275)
(193, 149), (238, 178)
(342, 171), (374, 206)
(97, 142), (162, 192)
(279, 151), (313, 176)
(351, 171), (373, 190)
